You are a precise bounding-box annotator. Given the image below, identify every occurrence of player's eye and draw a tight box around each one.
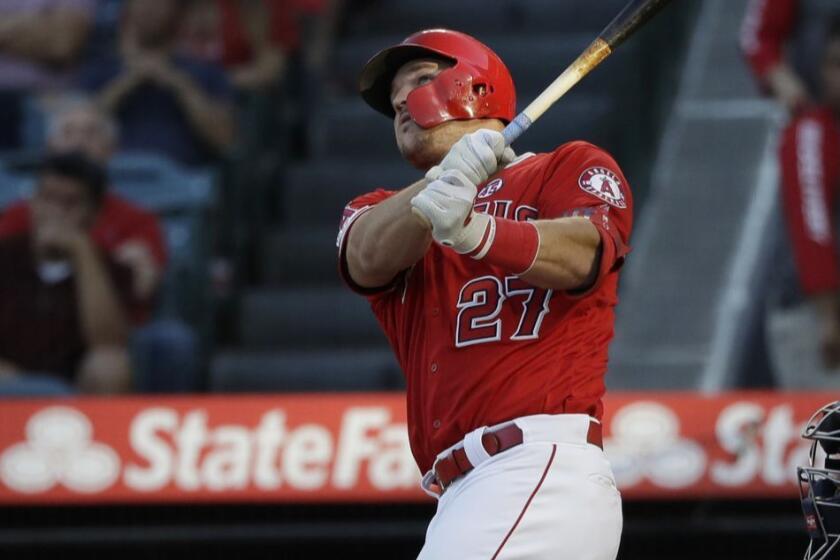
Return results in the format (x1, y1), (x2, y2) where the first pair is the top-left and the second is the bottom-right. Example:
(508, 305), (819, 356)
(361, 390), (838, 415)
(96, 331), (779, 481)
(417, 74), (434, 86)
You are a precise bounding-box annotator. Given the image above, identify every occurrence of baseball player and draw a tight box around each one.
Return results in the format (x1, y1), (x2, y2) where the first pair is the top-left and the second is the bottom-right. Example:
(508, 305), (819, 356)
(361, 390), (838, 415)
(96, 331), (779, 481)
(337, 29), (631, 559)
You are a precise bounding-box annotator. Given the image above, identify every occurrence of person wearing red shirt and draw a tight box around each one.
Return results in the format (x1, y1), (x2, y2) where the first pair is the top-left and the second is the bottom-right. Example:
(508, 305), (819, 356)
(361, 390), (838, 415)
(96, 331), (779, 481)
(0, 100), (166, 311)
(740, 0), (838, 112)
(0, 99), (199, 394)
(775, 19), (840, 384)
(179, 0), (339, 91)
(0, 153), (139, 395)
(338, 30), (629, 559)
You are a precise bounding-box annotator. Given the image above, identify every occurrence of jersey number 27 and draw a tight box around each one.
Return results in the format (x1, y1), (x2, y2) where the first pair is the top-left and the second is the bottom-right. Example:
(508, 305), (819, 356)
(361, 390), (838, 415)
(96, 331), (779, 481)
(455, 275), (553, 348)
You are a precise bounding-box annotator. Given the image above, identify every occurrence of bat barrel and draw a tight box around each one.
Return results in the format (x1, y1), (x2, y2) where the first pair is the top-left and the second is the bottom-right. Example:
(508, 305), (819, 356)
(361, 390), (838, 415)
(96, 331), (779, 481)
(600, 0), (674, 49)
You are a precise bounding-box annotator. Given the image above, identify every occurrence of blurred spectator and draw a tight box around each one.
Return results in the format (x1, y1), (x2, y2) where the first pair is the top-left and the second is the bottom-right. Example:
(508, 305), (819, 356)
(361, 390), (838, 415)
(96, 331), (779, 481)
(0, 0), (94, 149)
(0, 98), (202, 393)
(80, 0), (235, 166)
(179, 0), (341, 92)
(741, 0), (838, 113)
(773, 19), (840, 385)
(0, 99), (167, 304)
(0, 153), (139, 395)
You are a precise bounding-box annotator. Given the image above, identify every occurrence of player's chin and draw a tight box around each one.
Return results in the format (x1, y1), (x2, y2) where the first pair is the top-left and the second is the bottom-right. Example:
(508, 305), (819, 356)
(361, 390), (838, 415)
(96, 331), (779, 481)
(397, 132), (441, 171)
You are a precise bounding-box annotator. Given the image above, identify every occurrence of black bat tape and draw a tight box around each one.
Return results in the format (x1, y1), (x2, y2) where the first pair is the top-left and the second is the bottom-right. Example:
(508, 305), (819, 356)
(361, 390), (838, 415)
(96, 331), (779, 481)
(600, 0), (675, 50)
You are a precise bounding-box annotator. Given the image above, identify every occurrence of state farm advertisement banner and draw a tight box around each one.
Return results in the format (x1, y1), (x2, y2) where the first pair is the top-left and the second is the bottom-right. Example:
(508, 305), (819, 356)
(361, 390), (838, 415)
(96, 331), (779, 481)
(0, 392), (833, 504)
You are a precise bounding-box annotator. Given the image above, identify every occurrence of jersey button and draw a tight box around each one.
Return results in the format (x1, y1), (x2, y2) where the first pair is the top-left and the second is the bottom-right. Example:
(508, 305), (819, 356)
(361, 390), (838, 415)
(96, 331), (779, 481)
(433, 420), (441, 429)
(430, 362), (438, 373)
(431, 307), (440, 317)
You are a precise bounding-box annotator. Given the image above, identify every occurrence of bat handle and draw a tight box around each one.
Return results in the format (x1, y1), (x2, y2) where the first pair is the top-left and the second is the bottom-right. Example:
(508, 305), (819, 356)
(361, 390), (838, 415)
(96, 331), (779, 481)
(502, 113), (533, 146)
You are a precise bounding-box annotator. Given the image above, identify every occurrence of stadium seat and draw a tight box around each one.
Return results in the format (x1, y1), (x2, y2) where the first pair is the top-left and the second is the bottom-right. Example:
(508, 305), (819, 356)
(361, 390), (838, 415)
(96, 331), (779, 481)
(345, 0), (513, 36)
(237, 288), (387, 349)
(261, 227), (340, 287)
(108, 153), (217, 213)
(0, 172), (33, 210)
(282, 161), (417, 226)
(209, 348), (403, 392)
(511, 0), (632, 33)
(308, 100), (398, 160)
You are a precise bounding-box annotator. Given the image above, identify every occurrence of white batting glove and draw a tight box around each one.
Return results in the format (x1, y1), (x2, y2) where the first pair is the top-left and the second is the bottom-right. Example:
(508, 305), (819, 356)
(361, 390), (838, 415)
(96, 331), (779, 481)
(411, 169), (492, 254)
(425, 129), (516, 185)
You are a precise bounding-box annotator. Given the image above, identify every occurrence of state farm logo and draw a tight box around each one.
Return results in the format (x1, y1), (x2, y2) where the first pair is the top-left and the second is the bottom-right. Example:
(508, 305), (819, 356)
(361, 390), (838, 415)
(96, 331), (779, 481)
(605, 402), (706, 489)
(0, 407), (120, 493)
(605, 401), (813, 491)
(0, 405), (418, 496)
(123, 407), (417, 492)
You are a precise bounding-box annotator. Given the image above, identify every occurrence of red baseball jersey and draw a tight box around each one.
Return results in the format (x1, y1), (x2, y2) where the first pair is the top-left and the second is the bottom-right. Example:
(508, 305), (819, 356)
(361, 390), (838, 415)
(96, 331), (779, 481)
(337, 141), (633, 472)
(780, 106), (840, 295)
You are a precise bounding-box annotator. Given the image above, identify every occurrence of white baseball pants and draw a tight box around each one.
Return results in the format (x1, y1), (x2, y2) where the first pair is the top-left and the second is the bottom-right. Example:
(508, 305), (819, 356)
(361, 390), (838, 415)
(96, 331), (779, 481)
(417, 414), (623, 560)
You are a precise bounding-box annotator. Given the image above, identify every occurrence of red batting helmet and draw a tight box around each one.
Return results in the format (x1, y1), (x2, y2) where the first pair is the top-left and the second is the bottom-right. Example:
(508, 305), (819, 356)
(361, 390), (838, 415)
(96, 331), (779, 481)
(359, 29), (516, 129)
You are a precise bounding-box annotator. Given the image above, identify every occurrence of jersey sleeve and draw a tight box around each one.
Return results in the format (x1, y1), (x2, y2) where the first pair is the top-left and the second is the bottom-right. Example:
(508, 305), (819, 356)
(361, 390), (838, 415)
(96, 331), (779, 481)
(740, 0), (798, 86)
(538, 143), (633, 294)
(337, 189), (402, 296)
(780, 113), (840, 296)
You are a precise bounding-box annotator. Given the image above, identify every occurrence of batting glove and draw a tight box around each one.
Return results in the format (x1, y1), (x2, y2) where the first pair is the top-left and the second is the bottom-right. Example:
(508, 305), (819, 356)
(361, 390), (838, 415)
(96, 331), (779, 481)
(426, 129), (516, 186)
(411, 169), (492, 254)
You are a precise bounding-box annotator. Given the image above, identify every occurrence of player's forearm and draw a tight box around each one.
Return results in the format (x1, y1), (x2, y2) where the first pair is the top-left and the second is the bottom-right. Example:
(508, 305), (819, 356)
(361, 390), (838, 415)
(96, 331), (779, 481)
(346, 179), (432, 287)
(519, 218), (601, 291)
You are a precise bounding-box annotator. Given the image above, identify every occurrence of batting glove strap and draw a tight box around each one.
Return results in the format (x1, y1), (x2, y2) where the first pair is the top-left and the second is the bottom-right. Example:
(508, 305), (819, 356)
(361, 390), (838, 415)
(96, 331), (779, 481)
(467, 216), (541, 275)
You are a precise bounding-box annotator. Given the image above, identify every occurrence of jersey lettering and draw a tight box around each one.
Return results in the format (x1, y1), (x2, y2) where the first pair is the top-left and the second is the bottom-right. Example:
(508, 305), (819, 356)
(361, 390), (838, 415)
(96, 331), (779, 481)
(455, 276), (505, 347)
(455, 275), (553, 347)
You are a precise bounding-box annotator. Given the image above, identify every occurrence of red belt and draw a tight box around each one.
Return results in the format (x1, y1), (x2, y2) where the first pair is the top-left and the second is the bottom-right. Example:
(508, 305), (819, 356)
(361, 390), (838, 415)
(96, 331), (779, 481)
(433, 421), (603, 492)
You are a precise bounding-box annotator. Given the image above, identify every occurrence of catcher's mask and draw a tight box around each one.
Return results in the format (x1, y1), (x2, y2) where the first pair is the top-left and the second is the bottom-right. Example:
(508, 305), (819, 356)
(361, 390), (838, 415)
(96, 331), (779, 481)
(798, 401), (840, 560)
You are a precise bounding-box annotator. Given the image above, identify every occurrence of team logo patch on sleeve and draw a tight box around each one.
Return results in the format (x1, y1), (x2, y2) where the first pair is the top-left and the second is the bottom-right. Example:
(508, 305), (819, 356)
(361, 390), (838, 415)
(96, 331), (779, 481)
(578, 167), (626, 208)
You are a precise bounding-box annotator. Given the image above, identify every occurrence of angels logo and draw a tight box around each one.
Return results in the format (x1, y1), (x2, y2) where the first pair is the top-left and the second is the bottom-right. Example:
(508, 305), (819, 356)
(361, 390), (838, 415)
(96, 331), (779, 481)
(0, 407), (120, 494)
(578, 167), (626, 208)
(477, 178), (504, 199)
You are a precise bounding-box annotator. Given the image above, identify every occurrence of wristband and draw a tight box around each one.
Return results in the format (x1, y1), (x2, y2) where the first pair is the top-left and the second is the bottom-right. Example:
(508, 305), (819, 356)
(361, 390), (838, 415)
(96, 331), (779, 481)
(467, 216), (540, 275)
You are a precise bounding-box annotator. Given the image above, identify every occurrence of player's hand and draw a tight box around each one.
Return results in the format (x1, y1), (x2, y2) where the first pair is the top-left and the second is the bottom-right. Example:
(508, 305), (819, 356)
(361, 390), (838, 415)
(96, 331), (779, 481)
(426, 129), (515, 186)
(766, 64), (811, 113)
(411, 169), (491, 253)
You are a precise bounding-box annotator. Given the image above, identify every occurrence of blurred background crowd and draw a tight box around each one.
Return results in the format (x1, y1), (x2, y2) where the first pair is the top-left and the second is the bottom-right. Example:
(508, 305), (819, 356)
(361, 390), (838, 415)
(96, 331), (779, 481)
(0, 0), (837, 399)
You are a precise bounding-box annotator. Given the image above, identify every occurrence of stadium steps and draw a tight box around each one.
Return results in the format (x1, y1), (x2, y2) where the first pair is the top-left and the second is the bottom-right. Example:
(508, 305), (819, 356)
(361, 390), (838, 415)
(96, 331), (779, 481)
(209, 348), (403, 392)
(236, 288), (387, 349)
(281, 161), (418, 226)
(261, 227), (340, 287)
(344, 0), (629, 37)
